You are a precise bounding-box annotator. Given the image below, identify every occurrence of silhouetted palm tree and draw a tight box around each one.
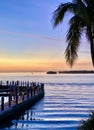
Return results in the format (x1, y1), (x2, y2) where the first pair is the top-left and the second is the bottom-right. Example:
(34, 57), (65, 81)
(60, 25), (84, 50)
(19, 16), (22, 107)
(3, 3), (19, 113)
(52, 0), (94, 66)
(78, 111), (94, 130)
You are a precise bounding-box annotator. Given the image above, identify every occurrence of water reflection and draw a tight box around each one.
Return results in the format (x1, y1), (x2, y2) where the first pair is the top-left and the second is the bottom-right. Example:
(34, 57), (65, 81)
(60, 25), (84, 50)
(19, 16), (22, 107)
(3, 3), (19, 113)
(10, 109), (41, 129)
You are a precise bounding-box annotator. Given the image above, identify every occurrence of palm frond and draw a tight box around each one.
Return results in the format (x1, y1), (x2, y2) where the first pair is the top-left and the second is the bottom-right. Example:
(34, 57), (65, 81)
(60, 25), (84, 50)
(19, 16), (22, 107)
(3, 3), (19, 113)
(65, 15), (83, 66)
(73, 0), (90, 25)
(65, 43), (78, 66)
(78, 111), (94, 130)
(52, 0), (94, 67)
(52, 2), (77, 27)
(83, 0), (94, 7)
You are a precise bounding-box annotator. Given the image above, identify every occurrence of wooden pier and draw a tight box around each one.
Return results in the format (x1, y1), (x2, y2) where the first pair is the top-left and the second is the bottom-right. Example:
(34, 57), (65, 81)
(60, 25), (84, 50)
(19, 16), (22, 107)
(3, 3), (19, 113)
(0, 81), (44, 125)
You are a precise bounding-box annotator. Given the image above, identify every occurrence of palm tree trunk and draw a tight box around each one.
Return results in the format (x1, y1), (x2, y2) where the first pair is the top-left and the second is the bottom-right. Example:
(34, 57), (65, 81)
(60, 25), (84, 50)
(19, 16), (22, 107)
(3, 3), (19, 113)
(89, 25), (94, 66)
(90, 41), (94, 66)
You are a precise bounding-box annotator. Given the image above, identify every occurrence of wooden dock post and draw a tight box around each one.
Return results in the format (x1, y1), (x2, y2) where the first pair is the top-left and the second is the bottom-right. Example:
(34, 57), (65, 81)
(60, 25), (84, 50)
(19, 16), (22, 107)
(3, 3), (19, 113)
(16, 94), (18, 104)
(9, 93), (12, 107)
(27, 89), (29, 99)
(34, 83), (36, 96)
(27, 82), (29, 99)
(15, 88), (18, 104)
(30, 86), (32, 97)
(30, 82), (33, 97)
(1, 96), (4, 111)
(22, 93), (24, 101)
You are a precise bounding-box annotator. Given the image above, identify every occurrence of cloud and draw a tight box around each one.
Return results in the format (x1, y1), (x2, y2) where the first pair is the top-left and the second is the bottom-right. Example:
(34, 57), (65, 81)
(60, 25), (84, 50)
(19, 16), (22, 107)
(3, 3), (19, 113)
(0, 29), (64, 42)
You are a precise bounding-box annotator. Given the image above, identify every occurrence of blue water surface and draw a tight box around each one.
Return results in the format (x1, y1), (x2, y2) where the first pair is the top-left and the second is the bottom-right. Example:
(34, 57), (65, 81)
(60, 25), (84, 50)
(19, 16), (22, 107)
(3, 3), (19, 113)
(0, 73), (94, 130)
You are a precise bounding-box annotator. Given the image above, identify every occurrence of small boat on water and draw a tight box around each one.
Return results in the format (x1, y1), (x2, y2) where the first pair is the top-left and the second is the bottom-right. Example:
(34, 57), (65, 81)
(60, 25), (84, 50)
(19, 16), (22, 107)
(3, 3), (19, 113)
(47, 71), (57, 74)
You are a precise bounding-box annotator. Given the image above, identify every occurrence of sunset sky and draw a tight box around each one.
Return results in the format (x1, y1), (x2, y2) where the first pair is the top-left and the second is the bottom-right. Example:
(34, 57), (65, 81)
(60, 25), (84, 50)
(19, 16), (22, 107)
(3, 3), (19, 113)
(0, 0), (93, 72)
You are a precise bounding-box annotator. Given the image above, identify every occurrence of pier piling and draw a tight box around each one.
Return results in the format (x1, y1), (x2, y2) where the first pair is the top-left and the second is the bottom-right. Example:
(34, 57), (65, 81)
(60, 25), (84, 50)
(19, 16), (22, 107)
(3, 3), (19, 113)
(1, 96), (4, 111)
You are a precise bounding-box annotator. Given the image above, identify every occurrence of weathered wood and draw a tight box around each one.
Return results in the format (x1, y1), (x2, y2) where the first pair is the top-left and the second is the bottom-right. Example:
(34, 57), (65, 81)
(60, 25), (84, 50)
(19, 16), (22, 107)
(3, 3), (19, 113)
(22, 93), (25, 101)
(0, 89), (11, 92)
(9, 94), (11, 107)
(0, 93), (10, 96)
(15, 93), (18, 104)
(1, 97), (4, 111)
(30, 87), (32, 97)
(0, 81), (44, 112)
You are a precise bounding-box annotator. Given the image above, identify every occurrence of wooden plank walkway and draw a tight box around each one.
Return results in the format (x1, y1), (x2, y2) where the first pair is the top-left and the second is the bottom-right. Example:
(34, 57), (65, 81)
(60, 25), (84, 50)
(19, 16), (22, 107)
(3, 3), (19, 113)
(0, 81), (44, 111)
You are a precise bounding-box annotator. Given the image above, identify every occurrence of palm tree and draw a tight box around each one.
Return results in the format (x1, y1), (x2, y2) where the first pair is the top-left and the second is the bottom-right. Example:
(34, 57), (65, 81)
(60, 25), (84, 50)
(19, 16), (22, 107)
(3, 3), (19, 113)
(52, 0), (94, 66)
(78, 111), (94, 130)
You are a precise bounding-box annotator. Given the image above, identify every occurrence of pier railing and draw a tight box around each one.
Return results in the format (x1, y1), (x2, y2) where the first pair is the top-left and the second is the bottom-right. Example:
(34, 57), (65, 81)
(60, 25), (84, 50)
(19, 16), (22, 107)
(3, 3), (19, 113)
(0, 81), (44, 111)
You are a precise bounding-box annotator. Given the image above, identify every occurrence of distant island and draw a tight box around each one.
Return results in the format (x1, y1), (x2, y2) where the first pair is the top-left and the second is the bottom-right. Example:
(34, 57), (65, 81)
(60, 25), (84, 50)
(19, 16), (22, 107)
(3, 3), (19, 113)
(47, 71), (57, 74)
(58, 70), (94, 74)
(47, 70), (94, 74)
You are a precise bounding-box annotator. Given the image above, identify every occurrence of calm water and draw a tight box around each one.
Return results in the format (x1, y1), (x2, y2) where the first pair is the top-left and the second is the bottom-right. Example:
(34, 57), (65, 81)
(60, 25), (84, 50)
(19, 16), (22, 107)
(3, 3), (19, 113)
(0, 73), (94, 130)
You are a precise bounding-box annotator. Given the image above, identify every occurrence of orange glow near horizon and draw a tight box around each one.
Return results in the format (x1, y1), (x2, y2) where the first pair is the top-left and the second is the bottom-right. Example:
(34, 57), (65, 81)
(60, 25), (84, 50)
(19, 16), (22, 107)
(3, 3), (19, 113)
(0, 56), (93, 72)
(0, 57), (64, 72)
